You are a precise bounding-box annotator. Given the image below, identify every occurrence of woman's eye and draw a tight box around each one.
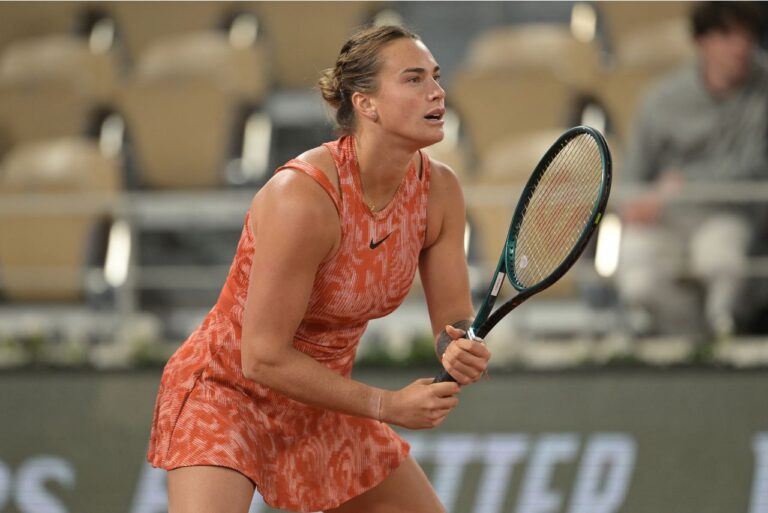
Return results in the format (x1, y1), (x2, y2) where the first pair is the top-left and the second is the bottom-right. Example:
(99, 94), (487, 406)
(433, 74), (441, 82)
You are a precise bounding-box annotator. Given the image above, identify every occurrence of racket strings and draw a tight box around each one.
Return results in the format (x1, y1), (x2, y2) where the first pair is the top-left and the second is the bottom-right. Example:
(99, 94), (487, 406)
(537, 136), (601, 240)
(517, 136), (600, 283)
(513, 134), (603, 287)
(521, 138), (600, 279)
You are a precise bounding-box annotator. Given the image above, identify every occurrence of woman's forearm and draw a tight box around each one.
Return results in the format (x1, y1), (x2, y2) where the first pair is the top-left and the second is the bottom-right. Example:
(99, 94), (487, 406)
(242, 346), (385, 421)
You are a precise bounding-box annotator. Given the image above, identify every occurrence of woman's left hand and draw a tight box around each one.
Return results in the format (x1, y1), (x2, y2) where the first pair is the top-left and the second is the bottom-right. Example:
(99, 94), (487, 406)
(440, 325), (491, 385)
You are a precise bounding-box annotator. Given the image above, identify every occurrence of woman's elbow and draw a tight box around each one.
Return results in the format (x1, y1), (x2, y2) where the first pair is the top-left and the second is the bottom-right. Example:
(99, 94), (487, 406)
(241, 343), (284, 384)
(241, 356), (262, 383)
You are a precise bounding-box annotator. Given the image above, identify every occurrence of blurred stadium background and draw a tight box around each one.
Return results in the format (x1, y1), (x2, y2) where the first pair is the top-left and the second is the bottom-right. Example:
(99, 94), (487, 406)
(0, 1), (767, 512)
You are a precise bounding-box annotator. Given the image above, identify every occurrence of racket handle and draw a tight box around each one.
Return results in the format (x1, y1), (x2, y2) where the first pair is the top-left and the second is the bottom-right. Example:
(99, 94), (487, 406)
(433, 369), (457, 383)
(432, 327), (480, 383)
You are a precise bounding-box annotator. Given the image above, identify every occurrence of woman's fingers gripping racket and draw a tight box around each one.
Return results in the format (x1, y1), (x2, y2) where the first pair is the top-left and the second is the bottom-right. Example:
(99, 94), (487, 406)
(386, 378), (460, 429)
(427, 379), (462, 426)
(440, 326), (490, 385)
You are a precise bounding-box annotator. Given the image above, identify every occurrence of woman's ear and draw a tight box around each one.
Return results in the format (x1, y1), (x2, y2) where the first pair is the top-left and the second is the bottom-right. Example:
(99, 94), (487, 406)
(351, 91), (379, 122)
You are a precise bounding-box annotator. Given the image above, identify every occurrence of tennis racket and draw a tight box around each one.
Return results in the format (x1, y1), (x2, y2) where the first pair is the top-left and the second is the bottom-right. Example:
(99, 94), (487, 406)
(435, 125), (612, 383)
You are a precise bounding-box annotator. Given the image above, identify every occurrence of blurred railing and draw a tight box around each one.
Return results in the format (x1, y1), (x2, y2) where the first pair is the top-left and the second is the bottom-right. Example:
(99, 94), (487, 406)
(2, 181), (768, 304)
(1, 181), (767, 367)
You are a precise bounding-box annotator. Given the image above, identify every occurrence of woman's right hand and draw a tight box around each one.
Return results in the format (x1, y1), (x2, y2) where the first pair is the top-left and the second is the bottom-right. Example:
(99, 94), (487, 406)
(382, 378), (460, 429)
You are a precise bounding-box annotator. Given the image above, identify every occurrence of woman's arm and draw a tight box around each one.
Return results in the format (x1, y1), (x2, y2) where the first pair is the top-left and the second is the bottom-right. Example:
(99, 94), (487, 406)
(241, 165), (459, 429)
(419, 161), (490, 385)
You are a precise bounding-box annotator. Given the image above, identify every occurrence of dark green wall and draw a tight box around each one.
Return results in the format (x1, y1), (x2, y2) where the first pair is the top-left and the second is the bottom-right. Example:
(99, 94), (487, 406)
(0, 369), (766, 513)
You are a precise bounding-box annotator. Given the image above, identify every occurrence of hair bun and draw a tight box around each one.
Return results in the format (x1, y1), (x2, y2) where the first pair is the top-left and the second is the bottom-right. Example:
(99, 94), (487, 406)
(318, 66), (343, 109)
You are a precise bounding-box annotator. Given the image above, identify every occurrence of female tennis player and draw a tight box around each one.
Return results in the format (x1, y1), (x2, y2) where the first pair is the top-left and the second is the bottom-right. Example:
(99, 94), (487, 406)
(147, 25), (490, 513)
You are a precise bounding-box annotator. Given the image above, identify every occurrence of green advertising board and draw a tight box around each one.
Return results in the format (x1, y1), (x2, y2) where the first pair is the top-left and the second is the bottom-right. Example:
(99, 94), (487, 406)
(0, 369), (766, 513)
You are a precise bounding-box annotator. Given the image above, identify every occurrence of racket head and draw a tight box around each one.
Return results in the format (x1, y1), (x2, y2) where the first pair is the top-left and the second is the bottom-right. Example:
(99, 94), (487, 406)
(504, 126), (612, 295)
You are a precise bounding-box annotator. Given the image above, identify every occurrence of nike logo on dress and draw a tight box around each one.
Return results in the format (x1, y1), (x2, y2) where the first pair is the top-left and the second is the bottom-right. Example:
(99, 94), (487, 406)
(369, 232), (392, 250)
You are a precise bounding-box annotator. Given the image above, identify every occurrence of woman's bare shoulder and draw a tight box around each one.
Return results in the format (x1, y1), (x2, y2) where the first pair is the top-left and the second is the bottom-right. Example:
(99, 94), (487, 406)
(426, 156), (463, 200)
(247, 152), (341, 246)
(296, 145), (340, 193)
(253, 144), (338, 212)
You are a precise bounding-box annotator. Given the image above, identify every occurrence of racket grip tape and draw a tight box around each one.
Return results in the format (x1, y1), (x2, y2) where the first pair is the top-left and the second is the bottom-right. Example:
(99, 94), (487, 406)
(433, 368), (458, 383)
(433, 327), (480, 383)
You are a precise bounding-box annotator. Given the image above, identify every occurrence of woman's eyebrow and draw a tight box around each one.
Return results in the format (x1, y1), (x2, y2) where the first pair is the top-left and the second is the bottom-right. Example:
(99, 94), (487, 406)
(401, 65), (441, 75)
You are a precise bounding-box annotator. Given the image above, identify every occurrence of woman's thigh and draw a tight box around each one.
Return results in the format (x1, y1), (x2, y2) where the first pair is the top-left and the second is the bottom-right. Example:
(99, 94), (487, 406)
(167, 465), (255, 513)
(325, 456), (445, 513)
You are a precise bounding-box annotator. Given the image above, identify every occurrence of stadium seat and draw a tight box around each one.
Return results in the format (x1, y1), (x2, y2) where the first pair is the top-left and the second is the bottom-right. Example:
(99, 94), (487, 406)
(597, 0), (691, 57)
(450, 68), (577, 158)
(118, 80), (240, 189)
(118, 31), (270, 188)
(609, 17), (695, 71)
(0, 138), (120, 302)
(256, 1), (385, 90)
(0, 2), (79, 56)
(134, 31), (270, 103)
(0, 33), (117, 100)
(0, 34), (119, 156)
(475, 129), (564, 185)
(104, 1), (238, 65)
(464, 23), (604, 92)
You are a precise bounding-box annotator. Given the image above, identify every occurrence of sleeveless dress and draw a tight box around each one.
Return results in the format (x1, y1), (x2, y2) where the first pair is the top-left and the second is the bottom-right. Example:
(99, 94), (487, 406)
(147, 136), (431, 512)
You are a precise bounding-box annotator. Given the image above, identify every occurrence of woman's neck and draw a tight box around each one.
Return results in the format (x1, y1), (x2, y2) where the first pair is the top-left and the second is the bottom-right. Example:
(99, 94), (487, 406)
(353, 131), (417, 197)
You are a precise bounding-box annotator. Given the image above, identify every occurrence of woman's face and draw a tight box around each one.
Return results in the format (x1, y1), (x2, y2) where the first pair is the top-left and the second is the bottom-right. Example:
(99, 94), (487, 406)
(366, 38), (446, 147)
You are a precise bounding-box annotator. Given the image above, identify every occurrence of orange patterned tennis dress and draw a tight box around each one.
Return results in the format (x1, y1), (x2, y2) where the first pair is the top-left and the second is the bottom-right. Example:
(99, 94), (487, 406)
(147, 136), (431, 512)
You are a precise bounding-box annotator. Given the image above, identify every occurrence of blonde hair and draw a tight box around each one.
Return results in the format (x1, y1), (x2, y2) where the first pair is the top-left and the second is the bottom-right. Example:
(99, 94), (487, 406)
(318, 25), (420, 134)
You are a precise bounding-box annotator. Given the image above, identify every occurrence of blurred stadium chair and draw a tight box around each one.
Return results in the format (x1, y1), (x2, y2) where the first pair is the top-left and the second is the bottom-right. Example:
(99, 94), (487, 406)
(0, 34), (120, 157)
(450, 68), (577, 158)
(0, 1), (79, 56)
(609, 17), (695, 71)
(134, 31), (269, 104)
(0, 33), (117, 100)
(596, 0), (691, 56)
(0, 138), (120, 302)
(256, 1), (385, 90)
(475, 129), (564, 185)
(103, 1), (239, 65)
(118, 31), (271, 189)
(465, 23), (604, 92)
(119, 80), (238, 189)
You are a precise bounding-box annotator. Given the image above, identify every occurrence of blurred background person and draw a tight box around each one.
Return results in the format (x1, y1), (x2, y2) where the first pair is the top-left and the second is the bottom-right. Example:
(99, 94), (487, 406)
(616, 1), (768, 341)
